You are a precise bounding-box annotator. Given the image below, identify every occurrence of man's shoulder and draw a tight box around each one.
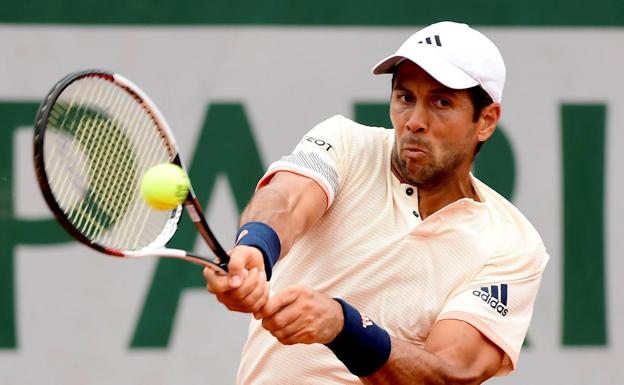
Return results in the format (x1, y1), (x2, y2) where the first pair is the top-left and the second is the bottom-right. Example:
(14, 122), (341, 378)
(473, 177), (549, 272)
(474, 176), (545, 246)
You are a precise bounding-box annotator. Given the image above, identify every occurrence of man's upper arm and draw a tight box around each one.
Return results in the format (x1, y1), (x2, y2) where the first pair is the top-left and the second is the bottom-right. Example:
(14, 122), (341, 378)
(247, 115), (353, 254)
(425, 319), (504, 381)
(262, 170), (328, 218)
(243, 171), (327, 256)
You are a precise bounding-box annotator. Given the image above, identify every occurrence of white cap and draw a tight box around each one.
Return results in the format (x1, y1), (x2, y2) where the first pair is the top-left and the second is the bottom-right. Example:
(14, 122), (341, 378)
(372, 21), (506, 103)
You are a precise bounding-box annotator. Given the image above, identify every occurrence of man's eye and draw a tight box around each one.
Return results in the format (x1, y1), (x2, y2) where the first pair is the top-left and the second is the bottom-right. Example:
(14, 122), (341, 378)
(399, 94), (413, 103)
(434, 98), (451, 108)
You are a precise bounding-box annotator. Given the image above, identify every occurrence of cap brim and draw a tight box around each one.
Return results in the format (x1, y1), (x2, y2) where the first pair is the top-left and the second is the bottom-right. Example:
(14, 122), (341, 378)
(372, 52), (479, 90)
(372, 55), (404, 75)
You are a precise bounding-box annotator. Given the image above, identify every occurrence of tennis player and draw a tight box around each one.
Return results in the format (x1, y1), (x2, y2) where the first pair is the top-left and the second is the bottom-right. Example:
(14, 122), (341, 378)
(204, 21), (549, 384)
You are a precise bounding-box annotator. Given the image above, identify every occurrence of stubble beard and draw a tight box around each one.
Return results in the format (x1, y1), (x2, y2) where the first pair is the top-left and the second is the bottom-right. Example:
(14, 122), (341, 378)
(392, 140), (468, 190)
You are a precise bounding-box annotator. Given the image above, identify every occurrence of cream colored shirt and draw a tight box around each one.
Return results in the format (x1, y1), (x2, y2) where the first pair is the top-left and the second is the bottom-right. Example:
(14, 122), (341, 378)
(237, 115), (549, 385)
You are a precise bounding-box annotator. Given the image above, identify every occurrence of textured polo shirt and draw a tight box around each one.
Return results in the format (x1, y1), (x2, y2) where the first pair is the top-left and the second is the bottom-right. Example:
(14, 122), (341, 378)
(237, 115), (549, 385)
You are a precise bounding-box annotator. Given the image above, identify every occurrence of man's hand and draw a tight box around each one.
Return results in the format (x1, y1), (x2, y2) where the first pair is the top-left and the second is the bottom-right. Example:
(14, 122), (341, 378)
(258, 286), (344, 345)
(203, 245), (270, 313)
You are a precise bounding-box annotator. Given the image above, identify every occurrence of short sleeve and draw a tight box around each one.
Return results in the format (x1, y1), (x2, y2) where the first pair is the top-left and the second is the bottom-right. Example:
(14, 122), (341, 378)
(436, 242), (549, 376)
(256, 115), (352, 208)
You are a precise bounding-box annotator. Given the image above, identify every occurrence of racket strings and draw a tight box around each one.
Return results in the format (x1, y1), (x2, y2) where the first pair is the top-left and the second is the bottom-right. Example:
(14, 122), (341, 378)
(108, 86), (163, 249)
(115, 83), (180, 248)
(117, 102), (168, 248)
(74, 79), (122, 237)
(48, 86), (87, 204)
(50, 85), (96, 231)
(44, 75), (174, 252)
(72, 79), (127, 238)
(91, 80), (140, 244)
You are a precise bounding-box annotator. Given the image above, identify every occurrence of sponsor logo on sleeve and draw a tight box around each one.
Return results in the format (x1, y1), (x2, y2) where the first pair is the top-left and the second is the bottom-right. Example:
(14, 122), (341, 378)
(473, 284), (509, 317)
(303, 135), (334, 151)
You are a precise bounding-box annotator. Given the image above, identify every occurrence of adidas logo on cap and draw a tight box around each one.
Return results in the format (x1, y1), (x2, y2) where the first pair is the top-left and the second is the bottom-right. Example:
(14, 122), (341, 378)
(417, 35), (442, 47)
(473, 284), (509, 317)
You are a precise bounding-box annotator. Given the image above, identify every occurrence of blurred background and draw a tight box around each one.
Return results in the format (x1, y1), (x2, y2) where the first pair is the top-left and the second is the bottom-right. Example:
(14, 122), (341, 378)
(1, 1), (622, 384)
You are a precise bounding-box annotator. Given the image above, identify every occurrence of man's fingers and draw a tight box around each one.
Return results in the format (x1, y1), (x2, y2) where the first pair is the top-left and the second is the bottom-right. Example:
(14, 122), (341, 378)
(204, 265), (249, 294)
(214, 268), (269, 313)
(276, 327), (317, 346)
(270, 322), (308, 345)
(240, 270), (268, 312)
(242, 270), (269, 313)
(227, 246), (263, 288)
(253, 280), (273, 319)
(226, 248), (247, 288)
(224, 268), (258, 301)
(256, 287), (342, 345)
(259, 286), (301, 318)
(253, 280), (272, 319)
(203, 267), (230, 293)
(262, 301), (302, 333)
(203, 246), (269, 314)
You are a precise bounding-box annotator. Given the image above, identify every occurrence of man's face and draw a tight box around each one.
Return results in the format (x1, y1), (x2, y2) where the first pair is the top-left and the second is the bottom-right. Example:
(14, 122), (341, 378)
(390, 61), (490, 188)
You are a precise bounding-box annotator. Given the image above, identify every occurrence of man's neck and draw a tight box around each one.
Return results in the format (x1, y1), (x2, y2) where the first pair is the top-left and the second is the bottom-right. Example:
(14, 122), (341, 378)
(390, 150), (479, 220)
(415, 171), (478, 220)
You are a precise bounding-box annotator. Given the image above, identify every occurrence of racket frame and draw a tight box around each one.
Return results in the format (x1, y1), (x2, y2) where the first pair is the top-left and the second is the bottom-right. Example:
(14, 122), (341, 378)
(33, 70), (229, 273)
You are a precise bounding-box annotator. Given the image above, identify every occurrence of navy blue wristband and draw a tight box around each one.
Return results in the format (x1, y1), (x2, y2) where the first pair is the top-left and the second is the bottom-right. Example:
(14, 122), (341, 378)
(235, 222), (281, 280)
(325, 298), (391, 377)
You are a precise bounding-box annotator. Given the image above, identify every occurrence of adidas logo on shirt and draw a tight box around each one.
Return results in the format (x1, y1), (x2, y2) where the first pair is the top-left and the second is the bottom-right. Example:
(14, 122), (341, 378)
(473, 284), (509, 317)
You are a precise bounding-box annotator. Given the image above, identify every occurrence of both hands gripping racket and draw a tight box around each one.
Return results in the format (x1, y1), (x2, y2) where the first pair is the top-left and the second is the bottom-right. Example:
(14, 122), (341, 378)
(33, 70), (229, 274)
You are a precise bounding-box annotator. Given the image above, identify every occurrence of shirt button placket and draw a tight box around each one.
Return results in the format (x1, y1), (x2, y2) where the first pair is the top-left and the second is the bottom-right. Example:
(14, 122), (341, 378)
(405, 187), (419, 218)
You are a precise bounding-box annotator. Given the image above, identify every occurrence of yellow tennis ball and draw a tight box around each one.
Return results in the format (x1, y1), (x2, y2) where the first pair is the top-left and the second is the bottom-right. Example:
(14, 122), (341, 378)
(140, 163), (190, 210)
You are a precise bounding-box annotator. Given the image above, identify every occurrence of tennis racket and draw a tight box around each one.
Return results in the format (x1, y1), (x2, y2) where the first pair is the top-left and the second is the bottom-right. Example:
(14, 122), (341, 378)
(33, 69), (229, 274)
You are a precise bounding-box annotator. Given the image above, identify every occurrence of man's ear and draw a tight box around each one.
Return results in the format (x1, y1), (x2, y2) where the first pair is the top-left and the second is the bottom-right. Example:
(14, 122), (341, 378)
(477, 103), (501, 142)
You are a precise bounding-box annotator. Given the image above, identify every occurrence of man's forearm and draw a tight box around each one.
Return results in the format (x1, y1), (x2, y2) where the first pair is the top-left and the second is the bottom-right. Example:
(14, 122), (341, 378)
(240, 185), (296, 256)
(361, 338), (484, 385)
(239, 172), (326, 258)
